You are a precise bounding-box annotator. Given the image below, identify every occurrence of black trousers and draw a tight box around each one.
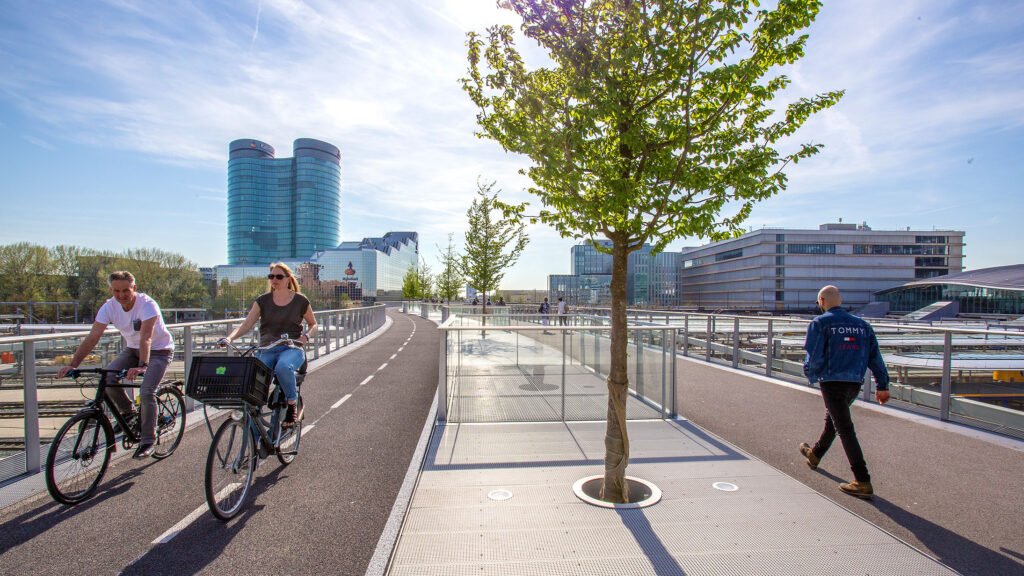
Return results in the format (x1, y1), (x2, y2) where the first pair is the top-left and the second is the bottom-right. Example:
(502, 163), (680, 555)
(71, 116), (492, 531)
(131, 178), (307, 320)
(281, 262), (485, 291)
(813, 381), (870, 483)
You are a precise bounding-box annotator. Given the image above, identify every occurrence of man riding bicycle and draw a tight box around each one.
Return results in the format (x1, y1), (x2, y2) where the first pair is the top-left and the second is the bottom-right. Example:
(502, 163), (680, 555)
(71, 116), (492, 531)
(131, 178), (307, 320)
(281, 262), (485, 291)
(57, 271), (174, 459)
(219, 262), (317, 428)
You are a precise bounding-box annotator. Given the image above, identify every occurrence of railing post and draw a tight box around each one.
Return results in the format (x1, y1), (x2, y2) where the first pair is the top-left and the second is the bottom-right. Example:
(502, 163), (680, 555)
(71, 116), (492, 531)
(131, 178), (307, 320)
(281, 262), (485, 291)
(766, 320), (774, 378)
(23, 341), (40, 475)
(661, 327), (667, 420)
(437, 330), (447, 422)
(732, 317), (739, 368)
(183, 326), (195, 412)
(561, 330), (567, 421)
(705, 316), (712, 362)
(940, 331), (952, 421)
(683, 315), (689, 356)
(636, 331), (644, 398)
(312, 314), (321, 359)
(670, 328), (677, 418)
(336, 312), (342, 349)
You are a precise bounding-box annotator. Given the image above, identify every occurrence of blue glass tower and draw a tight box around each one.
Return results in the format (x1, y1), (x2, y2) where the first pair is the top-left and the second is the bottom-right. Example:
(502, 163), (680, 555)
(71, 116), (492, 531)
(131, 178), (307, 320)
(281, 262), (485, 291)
(227, 138), (341, 265)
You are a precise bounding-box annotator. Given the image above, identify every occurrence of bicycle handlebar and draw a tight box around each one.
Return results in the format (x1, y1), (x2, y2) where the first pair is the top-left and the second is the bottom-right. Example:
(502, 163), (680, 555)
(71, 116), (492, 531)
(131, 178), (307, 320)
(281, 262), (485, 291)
(218, 336), (303, 357)
(65, 367), (128, 379)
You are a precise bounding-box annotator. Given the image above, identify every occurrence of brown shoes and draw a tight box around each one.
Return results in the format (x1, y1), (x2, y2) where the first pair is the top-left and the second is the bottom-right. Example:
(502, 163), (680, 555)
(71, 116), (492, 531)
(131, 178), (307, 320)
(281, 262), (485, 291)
(798, 442), (820, 469)
(839, 481), (874, 500)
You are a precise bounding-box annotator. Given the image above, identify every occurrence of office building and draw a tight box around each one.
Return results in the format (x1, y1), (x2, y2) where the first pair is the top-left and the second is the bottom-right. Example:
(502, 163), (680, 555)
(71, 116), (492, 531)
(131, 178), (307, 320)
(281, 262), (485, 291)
(680, 222), (965, 311)
(227, 138), (341, 265)
(875, 265), (1024, 316)
(214, 231), (418, 305)
(549, 240), (682, 307)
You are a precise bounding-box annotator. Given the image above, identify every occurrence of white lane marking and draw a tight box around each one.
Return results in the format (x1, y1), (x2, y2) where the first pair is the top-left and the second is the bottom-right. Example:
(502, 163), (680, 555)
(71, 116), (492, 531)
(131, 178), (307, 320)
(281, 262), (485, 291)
(398, 347), (404, 352)
(301, 424), (315, 435)
(389, 353), (397, 360)
(332, 394), (352, 409)
(360, 375), (373, 386)
(378, 363), (388, 371)
(153, 483), (240, 544)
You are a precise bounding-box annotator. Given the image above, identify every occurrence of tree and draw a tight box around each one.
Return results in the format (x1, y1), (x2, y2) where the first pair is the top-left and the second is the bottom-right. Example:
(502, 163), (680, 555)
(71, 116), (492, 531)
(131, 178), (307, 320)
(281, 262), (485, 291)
(460, 181), (529, 315)
(417, 258), (435, 300)
(465, 0), (842, 502)
(402, 265), (421, 300)
(436, 233), (464, 303)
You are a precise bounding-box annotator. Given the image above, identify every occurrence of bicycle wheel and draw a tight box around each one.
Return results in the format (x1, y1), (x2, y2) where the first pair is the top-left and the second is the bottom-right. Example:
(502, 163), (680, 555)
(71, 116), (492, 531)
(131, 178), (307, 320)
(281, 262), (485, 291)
(151, 384), (186, 459)
(205, 415), (256, 521)
(276, 395), (303, 465)
(45, 411), (113, 505)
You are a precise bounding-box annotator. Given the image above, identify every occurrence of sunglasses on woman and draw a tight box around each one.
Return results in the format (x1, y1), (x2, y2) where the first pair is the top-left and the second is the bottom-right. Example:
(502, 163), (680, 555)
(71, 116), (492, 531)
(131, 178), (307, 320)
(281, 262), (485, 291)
(267, 274), (288, 280)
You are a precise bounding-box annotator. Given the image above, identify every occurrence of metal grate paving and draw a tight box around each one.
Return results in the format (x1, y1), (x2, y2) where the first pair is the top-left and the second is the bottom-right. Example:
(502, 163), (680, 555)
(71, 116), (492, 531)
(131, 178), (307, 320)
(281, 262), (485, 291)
(387, 420), (956, 576)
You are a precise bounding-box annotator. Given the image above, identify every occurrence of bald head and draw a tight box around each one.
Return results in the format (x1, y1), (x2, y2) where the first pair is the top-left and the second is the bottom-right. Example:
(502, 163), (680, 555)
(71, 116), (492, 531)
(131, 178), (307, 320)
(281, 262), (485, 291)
(818, 285), (841, 309)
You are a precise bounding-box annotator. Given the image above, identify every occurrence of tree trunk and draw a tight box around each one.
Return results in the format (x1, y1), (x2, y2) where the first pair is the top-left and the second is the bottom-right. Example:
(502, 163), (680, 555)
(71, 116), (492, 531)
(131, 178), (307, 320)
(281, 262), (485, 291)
(600, 238), (630, 503)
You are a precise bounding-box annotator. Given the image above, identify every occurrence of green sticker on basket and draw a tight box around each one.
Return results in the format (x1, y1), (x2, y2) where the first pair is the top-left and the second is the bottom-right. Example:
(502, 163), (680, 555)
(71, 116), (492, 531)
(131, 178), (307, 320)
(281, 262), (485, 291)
(216, 366), (226, 375)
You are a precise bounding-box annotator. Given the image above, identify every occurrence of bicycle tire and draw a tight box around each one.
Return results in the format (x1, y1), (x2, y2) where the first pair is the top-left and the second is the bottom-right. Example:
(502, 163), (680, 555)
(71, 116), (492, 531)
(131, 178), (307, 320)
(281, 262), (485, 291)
(205, 415), (256, 521)
(151, 384), (186, 459)
(276, 395), (303, 465)
(45, 411), (113, 505)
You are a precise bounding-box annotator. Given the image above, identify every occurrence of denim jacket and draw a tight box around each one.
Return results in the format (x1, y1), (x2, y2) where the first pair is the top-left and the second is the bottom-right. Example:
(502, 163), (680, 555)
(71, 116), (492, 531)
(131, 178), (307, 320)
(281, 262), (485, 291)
(803, 306), (889, 390)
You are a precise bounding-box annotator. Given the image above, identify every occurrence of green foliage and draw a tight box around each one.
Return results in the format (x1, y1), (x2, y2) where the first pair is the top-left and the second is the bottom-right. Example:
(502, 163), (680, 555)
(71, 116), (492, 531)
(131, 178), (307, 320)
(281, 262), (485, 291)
(436, 233), (464, 302)
(460, 181), (529, 311)
(402, 265), (421, 299)
(0, 242), (207, 320)
(464, 0), (842, 251)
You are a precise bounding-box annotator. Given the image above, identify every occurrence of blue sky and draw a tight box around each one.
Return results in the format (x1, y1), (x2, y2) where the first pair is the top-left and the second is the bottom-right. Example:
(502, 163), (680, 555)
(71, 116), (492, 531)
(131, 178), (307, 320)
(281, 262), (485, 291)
(1, 0), (1021, 289)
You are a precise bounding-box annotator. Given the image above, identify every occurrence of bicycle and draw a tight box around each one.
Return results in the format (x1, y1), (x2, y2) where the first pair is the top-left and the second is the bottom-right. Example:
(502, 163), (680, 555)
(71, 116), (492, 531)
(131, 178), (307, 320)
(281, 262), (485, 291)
(44, 368), (186, 505)
(195, 337), (306, 521)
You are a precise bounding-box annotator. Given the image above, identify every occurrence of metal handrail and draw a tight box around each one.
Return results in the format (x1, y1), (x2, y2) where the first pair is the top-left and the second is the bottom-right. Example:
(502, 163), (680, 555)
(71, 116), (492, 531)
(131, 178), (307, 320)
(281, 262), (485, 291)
(1, 303), (387, 481)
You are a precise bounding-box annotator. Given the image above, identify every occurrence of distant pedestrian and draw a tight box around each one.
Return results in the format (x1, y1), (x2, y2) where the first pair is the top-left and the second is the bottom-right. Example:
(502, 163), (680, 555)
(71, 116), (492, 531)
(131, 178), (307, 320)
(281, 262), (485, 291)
(472, 297), (479, 306)
(497, 297), (506, 306)
(557, 297), (568, 326)
(800, 285), (890, 500)
(539, 297), (551, 333)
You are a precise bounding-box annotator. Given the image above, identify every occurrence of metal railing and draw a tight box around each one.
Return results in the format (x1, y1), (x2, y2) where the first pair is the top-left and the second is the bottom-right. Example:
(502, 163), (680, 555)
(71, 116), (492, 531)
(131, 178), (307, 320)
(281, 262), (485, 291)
(435, 314), (672, 424)
(430, 309), (1024, 439)
(0, 303), (386, 482)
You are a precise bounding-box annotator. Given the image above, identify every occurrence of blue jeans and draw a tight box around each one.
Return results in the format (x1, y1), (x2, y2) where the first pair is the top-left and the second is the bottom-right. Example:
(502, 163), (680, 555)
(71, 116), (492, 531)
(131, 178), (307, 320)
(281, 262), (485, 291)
(257, 346), (305, 403)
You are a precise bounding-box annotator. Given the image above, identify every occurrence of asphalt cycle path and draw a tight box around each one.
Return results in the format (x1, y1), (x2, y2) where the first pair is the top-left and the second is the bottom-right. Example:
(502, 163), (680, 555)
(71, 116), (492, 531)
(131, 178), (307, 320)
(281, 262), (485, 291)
(0, 309), (439, 576)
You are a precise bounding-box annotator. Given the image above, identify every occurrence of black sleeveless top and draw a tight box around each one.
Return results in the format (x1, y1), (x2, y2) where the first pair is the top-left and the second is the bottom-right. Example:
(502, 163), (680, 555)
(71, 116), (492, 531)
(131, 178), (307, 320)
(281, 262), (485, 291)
(256, 292), (310, 346)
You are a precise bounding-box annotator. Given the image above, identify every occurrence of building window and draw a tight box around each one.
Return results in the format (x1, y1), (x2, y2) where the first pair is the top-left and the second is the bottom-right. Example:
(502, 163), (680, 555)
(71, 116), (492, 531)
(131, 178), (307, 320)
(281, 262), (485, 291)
(915, 269), (947, 279)
(715, 249), (743, 262)
(916, 235), (947, 244)
(787, 243), (836, 254)
(915, 257), (948, 267)
(775, 256), (784, 265)
(775, 291), (785, 301)
(776, 267), (784, 277)
(854, 244), (946, 255)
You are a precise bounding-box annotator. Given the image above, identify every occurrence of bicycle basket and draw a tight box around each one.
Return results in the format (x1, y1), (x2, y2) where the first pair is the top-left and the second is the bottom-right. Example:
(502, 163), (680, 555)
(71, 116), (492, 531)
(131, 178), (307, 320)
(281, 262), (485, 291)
(186, 356), (271, 408)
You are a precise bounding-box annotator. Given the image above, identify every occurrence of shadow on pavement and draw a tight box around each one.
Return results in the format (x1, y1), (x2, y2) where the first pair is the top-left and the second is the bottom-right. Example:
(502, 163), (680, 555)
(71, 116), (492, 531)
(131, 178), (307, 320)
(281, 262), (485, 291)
(872, 497), (1024, 576)
(617, 508), (688, 576)
(122, 466), (287, 576)
(0, 464), (148, 554)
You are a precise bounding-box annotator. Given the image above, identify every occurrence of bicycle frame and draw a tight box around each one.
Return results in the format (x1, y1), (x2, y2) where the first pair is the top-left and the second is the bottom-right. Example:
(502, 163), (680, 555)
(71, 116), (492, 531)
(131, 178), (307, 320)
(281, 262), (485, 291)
(69, 368), (145, 447)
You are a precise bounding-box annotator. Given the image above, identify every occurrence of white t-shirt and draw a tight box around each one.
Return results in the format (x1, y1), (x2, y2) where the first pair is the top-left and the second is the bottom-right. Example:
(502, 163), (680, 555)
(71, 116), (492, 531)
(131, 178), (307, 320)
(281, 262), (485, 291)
(95, 292), (174, 351)
(557, 301), (567, 314)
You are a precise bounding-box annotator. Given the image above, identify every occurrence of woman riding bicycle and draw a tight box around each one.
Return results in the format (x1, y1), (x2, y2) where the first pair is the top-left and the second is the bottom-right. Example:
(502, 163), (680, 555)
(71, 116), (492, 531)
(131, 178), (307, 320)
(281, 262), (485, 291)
(219, 262), (317, 428)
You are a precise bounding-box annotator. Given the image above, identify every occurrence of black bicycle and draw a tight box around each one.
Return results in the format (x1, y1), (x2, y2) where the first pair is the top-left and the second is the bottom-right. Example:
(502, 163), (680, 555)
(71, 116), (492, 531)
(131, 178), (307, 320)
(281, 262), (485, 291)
(199, 338), (305, 521)
(45, 368), (186, 505)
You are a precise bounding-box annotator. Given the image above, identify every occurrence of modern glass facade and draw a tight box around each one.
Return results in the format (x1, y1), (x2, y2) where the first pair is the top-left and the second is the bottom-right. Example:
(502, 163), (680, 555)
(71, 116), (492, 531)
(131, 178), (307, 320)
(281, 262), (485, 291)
(215, 231), (417, 305)
(875, 265), (1024, 315)
(551, 240), (681, 307)
(227, 139), (341, 265)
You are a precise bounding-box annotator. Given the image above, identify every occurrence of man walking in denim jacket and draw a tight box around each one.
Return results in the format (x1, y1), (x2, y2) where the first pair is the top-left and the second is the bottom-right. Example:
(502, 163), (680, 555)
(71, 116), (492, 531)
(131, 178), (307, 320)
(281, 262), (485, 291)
(800, 285), (891, 499)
